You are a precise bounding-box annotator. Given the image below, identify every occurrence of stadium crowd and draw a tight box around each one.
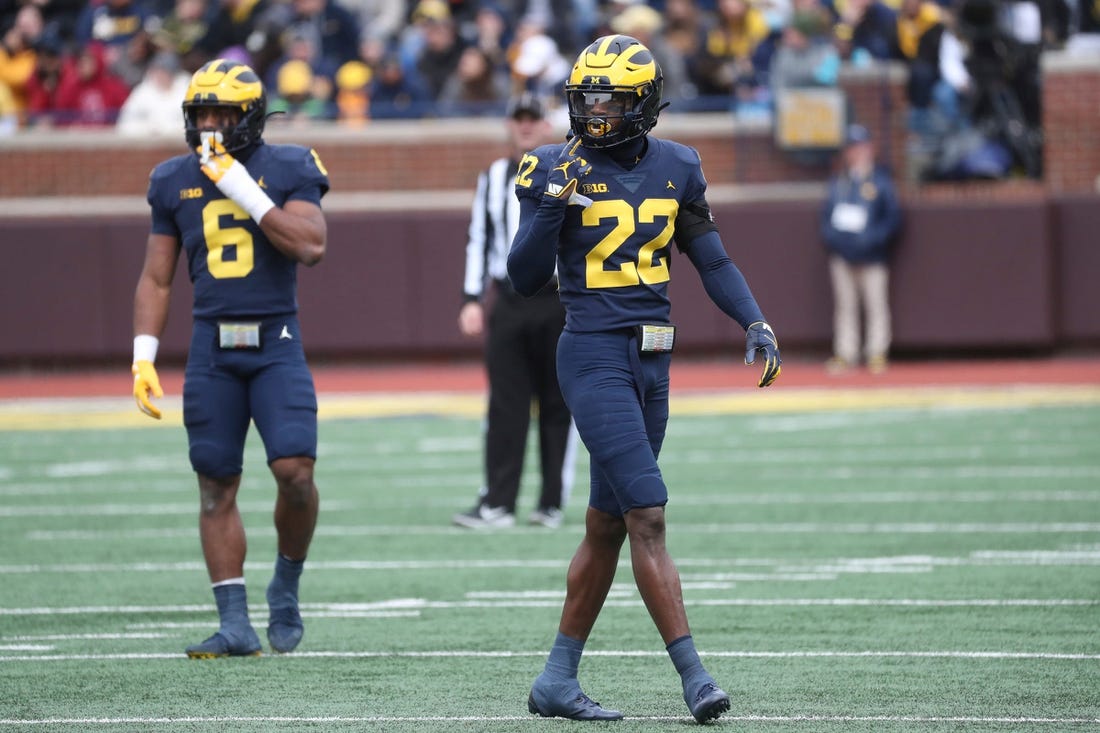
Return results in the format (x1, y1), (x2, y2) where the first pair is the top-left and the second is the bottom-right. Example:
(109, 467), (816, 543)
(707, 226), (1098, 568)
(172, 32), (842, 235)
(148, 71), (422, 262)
(0, 0), (1098, 174)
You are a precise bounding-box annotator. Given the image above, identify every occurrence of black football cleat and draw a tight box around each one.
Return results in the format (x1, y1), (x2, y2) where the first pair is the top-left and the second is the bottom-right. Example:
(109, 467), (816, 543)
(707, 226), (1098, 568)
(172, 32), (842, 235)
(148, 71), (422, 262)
(687, 682), (731, 724)
(185, 628), (262, 659)
(528, 690), (624, 721)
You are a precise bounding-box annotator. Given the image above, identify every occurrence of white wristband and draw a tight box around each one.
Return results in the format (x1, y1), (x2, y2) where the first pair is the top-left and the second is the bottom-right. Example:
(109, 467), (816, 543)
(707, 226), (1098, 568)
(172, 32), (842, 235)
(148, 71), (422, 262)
(133, 334), (159, 364)
(216, 160), (276, 223)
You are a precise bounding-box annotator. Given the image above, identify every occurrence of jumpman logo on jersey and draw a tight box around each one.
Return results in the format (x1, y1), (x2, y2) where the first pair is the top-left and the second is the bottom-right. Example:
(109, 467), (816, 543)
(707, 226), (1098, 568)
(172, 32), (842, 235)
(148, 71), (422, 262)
(666, 180), (676, 190)
(553, 160), (576, 176)
(279, 325), (292, 340)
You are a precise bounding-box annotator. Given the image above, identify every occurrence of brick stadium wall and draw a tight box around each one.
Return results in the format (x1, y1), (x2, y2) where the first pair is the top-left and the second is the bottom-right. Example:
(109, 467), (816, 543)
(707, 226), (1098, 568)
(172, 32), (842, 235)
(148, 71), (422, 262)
(1, 53), (1096, 199)
(0, 53), (1097, 366)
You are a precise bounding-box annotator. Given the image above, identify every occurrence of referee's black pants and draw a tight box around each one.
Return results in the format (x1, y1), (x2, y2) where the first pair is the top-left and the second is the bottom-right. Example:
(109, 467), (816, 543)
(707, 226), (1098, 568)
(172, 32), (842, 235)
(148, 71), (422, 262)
(483, 284), (571, 513)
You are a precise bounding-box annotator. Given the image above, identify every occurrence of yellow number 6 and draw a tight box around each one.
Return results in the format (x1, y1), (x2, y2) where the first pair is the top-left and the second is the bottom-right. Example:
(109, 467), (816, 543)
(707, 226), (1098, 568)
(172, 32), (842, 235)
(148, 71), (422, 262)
(203, 199), (254, 279)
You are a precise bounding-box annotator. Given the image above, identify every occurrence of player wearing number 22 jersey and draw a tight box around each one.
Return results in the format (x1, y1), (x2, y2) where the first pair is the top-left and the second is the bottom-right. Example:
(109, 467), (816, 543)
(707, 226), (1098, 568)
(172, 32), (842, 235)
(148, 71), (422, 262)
(133, 59), (329, 661)
(507, 35), (781, 725)
(514, 135), (711, 332)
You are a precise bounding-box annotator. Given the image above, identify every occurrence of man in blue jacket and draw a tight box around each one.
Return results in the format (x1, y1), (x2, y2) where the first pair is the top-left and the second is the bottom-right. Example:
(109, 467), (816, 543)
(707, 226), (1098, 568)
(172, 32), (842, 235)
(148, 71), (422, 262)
(820, 123), (902, 374)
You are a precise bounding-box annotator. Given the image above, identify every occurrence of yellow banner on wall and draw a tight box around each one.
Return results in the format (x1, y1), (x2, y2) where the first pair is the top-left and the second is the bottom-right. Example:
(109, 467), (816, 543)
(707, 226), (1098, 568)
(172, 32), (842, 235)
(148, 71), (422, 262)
(774, 88), (847, 150)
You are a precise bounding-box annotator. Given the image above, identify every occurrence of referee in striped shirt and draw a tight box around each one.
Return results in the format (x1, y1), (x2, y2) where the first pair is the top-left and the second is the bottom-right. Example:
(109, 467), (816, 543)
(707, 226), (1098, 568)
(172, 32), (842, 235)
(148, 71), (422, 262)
(453, 92), (577, 530)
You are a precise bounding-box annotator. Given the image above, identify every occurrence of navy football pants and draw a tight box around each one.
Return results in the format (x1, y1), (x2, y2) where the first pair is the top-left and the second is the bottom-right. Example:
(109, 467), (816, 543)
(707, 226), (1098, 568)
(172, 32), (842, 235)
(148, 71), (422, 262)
(183, 317), (318, 479)
(556, 329), (670, 517)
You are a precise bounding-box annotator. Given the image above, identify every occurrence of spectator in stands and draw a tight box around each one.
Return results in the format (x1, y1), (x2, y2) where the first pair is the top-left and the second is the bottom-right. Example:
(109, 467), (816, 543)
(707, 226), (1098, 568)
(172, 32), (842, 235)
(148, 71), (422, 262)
(470, 2), (510, 68)
(970, 0), (1043, 129)
(592, 0), (641, 37)
(357, 31), (387, 71)
(196, 0), (280, 72)
(608, 4), (689, 105)
(437, 44), (509, 116)
(0, 3), (44, 121)
(0, 72), (16, 133)
(333, 57), (370, 124)
(769, 6), (841, 102)
(268, 57), (334, 121)
(692, 0), (772, 111)
(23, 31), (66, 127)
(409, 0), (467, 101)
(892, 0), (946, 137)
(820, 123), (901, 375)
(111, 24), (160, 87)
(945, 0), (1043, 178)
(507, 11), (570, 100)
(288, 0), (362, 71)
(343, 0), (406, 47)
(662, 0), (707, 103)
(8, 0), (83, 46)
(932, 6), (972, 132)
(369, 46), (430, 117)
(152, 0), (214, 73)
(73, 0), (151, 68)
(52, 41), (131, 126)
(265, 23), (338, 96)
(833, 0), (897, 63)
(431, 0), (480, 33)
(116, 49), (189, 135)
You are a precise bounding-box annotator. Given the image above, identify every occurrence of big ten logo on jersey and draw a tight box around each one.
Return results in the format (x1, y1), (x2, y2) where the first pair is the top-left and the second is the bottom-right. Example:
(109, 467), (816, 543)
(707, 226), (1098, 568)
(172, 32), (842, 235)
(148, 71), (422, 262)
(581, 182), (608, 195)
(180, 187), (203, 200)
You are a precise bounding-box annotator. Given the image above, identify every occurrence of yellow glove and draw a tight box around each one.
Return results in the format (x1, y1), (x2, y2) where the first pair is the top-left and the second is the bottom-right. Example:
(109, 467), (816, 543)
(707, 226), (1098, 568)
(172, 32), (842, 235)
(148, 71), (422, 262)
(132, 360), (163, 420)
(197, 136), (235, 183)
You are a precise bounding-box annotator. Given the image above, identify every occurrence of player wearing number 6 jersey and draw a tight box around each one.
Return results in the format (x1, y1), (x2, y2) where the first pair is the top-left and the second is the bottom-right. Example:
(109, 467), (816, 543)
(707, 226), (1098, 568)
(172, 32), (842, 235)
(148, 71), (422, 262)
(131, 59), (329, 659)
(507, 35), (781, 724)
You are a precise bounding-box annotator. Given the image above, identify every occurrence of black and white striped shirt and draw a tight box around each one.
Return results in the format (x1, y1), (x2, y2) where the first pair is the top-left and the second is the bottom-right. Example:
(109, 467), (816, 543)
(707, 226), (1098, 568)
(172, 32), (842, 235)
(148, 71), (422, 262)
(463, 157), (521, 300)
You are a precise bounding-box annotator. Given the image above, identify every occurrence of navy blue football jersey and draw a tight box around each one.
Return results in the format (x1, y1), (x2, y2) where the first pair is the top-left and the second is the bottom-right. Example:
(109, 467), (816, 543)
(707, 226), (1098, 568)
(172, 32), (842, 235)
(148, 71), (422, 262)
(514, 137), (709, 332)
(147, 143), (330, 319)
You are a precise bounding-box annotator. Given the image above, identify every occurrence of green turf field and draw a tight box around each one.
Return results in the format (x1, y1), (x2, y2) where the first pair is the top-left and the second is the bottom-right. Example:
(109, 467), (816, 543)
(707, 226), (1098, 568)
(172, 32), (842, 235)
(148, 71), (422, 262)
(1, 393), (1099, 731)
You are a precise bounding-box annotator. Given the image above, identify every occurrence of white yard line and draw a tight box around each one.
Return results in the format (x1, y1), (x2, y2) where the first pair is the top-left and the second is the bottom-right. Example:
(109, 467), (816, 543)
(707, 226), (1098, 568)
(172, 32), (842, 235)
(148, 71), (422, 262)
(0, 649), (1098, 663)
(4, 714), (1091, 726)
(1, 598), (1096, 618)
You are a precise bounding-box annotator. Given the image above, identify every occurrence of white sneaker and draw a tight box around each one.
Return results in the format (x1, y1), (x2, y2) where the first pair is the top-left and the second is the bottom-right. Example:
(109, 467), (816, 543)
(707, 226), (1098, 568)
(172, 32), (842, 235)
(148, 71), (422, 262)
(528, 507), (563, 529)
(452, 504), (515, 529)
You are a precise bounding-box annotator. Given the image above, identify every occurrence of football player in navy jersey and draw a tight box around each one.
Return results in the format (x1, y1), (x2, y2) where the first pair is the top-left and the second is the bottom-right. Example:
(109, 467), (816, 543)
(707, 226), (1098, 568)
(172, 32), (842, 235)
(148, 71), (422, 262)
(131, 59), (330, 659)
(507, 35), (782, 723)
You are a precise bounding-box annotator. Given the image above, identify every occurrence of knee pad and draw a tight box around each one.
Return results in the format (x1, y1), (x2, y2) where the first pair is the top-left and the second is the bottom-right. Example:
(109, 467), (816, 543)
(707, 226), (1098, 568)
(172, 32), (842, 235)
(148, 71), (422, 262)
(264, 423), (317, 465)
(189, 440), (243, 479)
(619, 472), (667, 512)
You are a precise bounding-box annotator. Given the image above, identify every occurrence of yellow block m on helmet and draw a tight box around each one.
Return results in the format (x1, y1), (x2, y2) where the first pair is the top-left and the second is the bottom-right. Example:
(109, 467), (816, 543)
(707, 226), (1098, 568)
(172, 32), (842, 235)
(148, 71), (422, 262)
(182, 59), (267, 154)
(565, 35), (664, 149)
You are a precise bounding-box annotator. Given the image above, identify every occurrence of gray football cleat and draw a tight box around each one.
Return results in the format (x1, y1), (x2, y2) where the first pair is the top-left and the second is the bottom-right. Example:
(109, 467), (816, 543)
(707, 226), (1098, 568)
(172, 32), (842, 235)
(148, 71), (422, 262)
(687, 681), (731, 724)
(528, 680), (623, 721)
(185, 628), (262, 659)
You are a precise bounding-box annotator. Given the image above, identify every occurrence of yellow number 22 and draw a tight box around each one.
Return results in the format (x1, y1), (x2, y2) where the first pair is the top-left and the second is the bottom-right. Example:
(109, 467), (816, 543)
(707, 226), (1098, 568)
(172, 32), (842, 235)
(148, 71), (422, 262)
(583, 198), (677, 289)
